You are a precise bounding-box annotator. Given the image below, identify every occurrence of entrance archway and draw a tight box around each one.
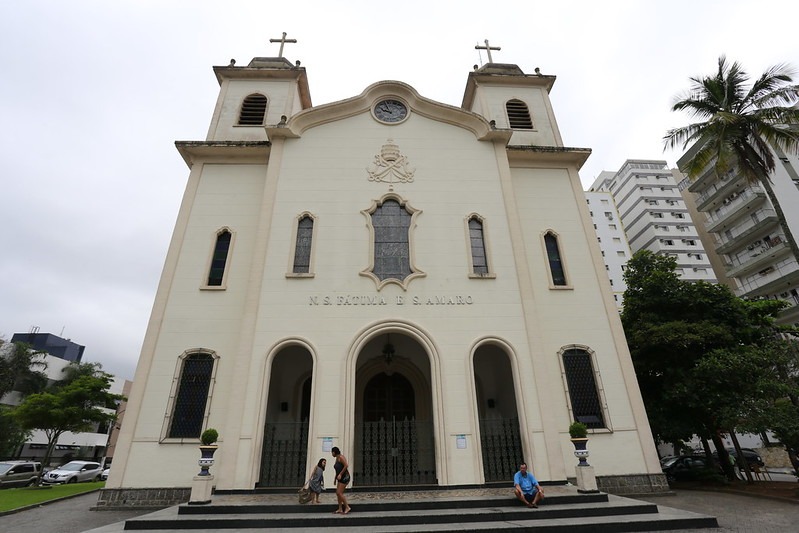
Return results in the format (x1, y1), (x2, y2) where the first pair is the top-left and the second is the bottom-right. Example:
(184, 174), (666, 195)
(258, 344), (313, 487)
(355, 333), (436, 486)
(473, 342), (524, 482)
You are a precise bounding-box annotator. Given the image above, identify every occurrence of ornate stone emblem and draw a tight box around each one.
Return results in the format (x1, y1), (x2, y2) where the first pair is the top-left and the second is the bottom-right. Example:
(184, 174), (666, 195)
(367, 139), (415, 186)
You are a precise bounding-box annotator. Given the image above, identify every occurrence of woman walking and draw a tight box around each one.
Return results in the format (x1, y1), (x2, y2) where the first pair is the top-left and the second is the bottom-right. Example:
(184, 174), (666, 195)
(308, 458), (326, 504)
(331, 446), (351, 514)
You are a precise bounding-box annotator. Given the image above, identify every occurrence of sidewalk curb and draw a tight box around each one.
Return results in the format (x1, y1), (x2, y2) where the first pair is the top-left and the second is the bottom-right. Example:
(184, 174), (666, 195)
(0, 487), (102, 517)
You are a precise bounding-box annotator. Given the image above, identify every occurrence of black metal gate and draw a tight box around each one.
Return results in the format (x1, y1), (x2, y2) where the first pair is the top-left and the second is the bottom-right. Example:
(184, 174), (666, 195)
(359, 417), (436, 485)
(479, 416), (523, 482)
(259, 420), (309, 487)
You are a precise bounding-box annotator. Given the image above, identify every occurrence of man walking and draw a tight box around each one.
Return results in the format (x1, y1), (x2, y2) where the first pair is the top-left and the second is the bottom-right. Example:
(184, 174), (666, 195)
(513, 462), (544, 508)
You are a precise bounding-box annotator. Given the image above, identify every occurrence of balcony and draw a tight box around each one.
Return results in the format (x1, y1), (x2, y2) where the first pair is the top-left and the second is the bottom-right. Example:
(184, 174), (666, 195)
(704, 188), (767, 232)
(689, 166), (737, 195)
(696, 176), (748, 211)
(737, 259), (799, 298)
(714, 209), (778, 254)
(725, 238), (791, 278)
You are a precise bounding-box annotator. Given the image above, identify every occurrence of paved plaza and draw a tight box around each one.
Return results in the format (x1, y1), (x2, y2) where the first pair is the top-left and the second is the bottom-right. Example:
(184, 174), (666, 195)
(1, 485), (797, 532)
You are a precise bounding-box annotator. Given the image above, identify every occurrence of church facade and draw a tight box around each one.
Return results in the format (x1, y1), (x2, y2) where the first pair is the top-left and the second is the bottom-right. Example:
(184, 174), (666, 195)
(104, 52), (665, 505)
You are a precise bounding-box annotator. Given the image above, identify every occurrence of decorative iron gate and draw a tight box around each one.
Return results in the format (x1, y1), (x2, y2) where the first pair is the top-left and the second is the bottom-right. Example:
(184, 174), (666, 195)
(259, 420), (309, 487)
(359, 417), (436, 485)
(479, 416), (523, 482)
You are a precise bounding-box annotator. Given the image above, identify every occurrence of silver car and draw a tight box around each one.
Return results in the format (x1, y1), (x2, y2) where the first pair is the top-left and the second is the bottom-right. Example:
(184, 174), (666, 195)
(41, 461), (103, 484)
(0, 461), (42, 488)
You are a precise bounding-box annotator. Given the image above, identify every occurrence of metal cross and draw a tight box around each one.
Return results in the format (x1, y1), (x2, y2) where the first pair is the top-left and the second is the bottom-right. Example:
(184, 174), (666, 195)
(269, 32), (297, 58)
(475, 39), (501, 63)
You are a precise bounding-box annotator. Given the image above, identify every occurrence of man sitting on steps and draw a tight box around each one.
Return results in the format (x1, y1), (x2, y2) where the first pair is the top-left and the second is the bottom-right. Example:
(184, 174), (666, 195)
(513, 462), (544, 508)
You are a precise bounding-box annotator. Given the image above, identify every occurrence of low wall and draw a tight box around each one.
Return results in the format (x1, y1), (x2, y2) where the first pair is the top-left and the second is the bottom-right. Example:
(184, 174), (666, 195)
(595, 473), (670, 496)
(94, 487), (191, 510)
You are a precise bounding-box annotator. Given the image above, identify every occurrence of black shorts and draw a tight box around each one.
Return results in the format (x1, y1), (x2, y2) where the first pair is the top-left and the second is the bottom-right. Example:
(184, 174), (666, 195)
(522, 489), (539, 502)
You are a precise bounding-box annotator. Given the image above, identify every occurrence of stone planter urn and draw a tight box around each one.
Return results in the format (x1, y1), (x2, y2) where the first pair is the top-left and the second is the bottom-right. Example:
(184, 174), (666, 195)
(197, 428), (219, 476)
(198, 445), (219, 476)
(570, 437), (590, 466)
(568, 421), (590, 466)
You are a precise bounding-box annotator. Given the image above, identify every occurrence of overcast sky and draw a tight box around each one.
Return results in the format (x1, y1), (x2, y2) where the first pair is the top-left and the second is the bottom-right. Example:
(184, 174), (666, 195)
(1, 1), (796, 380)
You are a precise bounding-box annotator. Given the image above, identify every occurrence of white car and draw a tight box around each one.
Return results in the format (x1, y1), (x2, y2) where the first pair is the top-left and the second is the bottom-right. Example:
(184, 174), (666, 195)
(42, 461), (103, 484)
(101, 467), (110, 481)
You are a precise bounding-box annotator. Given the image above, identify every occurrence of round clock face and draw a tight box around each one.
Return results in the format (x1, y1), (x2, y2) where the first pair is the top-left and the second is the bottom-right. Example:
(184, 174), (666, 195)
(374, 99), (408, 123)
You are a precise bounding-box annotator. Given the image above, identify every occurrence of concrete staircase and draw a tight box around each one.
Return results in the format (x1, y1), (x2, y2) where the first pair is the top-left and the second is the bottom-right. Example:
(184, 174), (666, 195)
(113, 486), (718, 532)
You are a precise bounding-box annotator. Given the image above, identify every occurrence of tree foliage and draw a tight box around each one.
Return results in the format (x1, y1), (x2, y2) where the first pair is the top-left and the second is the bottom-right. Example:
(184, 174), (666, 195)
(622, 250), (796, 479)
(0, 340), (48, 399)
(13, 362), (123, 480)
(664, 56), (799, 266)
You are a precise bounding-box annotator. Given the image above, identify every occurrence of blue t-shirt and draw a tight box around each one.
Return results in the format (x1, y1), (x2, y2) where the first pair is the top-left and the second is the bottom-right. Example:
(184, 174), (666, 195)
(513, 470), (539, 493)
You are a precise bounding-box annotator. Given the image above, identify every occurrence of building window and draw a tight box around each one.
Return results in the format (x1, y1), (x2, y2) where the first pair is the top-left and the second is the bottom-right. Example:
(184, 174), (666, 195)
(290, 214), (314, 274)
(238, 93), (267, 125)
(206, 229), (232, 287)
(467, 215), (491, 276)
(617, 251), (625, 257)
(167, 351), (217, 439)
(544, 232), (568, 286)
(361, 195), (424, 289)
(506, 99), (533, 129)
(673, 212), (685, 219)
(652, 212), (663, 219)
(561, 348), (605, 429)
(608, 224), (617, 230)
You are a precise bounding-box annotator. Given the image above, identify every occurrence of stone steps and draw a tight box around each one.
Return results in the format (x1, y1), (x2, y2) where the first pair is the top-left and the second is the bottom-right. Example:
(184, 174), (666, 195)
(117, 487), (718, 532)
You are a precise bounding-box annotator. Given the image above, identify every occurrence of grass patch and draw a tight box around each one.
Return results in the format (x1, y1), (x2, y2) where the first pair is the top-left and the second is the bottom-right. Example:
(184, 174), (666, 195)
(0, 481), (104, 513)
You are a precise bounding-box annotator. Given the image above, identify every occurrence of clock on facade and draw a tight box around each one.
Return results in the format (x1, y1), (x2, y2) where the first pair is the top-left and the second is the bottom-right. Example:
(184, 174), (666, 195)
(373, 99), (408, 123)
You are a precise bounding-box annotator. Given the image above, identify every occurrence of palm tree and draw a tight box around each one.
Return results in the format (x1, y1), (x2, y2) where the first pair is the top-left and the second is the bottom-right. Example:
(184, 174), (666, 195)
(664, 56), (799, 269)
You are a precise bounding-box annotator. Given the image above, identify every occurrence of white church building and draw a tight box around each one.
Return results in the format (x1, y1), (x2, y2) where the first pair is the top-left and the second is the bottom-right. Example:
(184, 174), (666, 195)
(101, 46), (665, 506)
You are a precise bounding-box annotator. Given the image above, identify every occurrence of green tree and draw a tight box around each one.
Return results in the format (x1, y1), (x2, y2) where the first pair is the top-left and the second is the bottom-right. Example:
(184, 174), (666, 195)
(0, 340), (48, 399)
(621, 251), (788, 480)
(0, 405), (31, 458)
(664, 56), (799, 265)
(13, 365), (123, 482)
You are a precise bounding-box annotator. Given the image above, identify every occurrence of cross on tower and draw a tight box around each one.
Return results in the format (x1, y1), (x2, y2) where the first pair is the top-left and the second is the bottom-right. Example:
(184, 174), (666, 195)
(475, 39), (501, 63)
(269, 32), (297, 58)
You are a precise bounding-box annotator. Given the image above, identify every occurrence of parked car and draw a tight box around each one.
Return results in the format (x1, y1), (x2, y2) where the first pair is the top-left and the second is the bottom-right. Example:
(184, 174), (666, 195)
(661, 455), (716, 482)
(0, 461), (42, 488)
(41, 461), (103, 484)
(101, 467), (110, 481)
(712, 448), (765, 468)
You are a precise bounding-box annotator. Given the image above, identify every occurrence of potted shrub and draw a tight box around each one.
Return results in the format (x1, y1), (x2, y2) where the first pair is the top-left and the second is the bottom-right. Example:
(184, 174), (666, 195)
(198, 428), (219, 476)
(568, 421), (590, 466)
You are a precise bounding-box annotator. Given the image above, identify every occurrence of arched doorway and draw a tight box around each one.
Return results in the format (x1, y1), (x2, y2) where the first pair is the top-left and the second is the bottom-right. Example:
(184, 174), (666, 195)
(473, 343), (524, 482)
(355, 333), (436, 486)
(258, 345), (313, 487)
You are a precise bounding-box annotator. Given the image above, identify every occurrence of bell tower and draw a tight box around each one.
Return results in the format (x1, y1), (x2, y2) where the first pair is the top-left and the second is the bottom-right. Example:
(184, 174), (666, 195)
(205, 35), (312, 142)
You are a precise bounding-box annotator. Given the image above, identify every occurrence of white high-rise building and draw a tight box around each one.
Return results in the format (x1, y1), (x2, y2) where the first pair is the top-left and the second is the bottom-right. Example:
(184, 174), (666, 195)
(678, 147), (799, 326)
(584, 191), (632, 309)
(590, 160), (716, 283)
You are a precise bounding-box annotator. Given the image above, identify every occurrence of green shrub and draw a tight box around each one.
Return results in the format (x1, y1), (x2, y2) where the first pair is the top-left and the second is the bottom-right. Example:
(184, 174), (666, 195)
(200, 428), (218, 446)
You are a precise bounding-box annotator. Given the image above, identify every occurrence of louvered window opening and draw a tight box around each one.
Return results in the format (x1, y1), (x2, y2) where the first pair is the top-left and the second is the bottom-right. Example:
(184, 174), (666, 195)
(506, 100), (533, 130)
(371, 199), (412, 282)
(469, 218), (488, 275)
(293, 216), (313, 273)
(208, 231), (231, 286)
(168, 353), (214, 438)
(562, 349), (605, 429)
(238, 94), (267, 125)
(544, 233), (567, 285)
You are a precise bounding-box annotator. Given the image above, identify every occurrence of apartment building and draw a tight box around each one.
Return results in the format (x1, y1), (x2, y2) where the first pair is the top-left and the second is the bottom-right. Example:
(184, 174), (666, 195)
(585, 190), (633, 308)
(590, 160), (716, 283)
(678, 148), (799, 326)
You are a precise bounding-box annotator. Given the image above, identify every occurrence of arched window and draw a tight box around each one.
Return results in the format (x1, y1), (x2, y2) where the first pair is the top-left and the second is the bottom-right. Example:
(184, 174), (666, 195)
(371, 199), (412, 282)
(207, 229), (232, 287)
(167, 352), (216, 438)
(238, 94), (267, 125)
(468, 216), (489, 275)
(562, 348), (605, 429)
(544, 232), (567, 286)
(292, 215), (314, 274)
(506, 99), (533, 130)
